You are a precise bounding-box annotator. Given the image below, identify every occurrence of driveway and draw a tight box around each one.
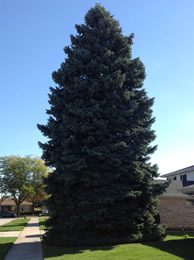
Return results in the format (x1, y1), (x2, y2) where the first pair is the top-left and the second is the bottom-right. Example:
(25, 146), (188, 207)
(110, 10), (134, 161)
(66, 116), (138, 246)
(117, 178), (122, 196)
(0, 218), (13, 226)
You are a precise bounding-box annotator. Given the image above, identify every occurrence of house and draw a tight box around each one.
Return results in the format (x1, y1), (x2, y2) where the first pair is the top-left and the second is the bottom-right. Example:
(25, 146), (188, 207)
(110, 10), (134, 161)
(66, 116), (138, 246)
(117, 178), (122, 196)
(162, 165), (194, 187)
(155, 166), (194, 230)
(40, 200), (49, 214)
(0, 200), (33, 213)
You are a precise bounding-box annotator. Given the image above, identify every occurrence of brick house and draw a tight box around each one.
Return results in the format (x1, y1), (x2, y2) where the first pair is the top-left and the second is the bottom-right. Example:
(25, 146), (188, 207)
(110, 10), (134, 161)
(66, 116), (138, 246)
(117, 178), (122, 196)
(0, 200), (33, 213)
(155, 166), (194, 230)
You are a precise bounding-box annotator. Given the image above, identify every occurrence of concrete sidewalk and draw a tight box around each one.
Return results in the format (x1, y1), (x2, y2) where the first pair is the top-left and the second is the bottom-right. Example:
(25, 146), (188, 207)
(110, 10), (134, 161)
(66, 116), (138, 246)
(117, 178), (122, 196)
(4, 217), (43, 260)
(0, 231), (21, 237)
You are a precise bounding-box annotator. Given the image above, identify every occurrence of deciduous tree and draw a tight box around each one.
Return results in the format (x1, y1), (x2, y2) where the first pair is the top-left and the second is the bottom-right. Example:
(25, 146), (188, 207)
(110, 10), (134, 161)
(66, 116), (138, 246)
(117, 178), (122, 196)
(0, 156), (48, 216)
(27, 158), (49, 214)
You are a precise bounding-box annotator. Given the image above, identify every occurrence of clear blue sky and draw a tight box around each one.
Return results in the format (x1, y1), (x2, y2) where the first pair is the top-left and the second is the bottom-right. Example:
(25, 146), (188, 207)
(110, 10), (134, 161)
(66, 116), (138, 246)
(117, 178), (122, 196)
(1, 0), (194, 174)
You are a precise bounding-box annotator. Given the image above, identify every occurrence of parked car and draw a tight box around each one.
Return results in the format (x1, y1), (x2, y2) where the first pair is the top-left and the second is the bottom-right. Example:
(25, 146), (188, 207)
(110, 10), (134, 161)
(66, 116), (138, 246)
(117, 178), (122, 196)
(0, 211), (16, 218)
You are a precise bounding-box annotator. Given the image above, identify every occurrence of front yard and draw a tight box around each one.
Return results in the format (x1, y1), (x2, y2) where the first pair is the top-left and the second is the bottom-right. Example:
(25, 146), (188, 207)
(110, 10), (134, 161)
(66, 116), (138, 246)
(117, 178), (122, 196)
(1, 218), (194, 259)
(0, 218), (30, 259)
(39, 217), (49, 230)
(0, 237), (17, 260)
(0, 218), (30, 232)
(42, 231), (194, 260)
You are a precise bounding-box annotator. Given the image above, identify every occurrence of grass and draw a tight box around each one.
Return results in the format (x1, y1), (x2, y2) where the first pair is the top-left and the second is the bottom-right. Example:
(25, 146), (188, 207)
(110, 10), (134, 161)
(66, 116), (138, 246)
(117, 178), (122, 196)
(39, 217), (49, 230)
(0, 237), (16, 260)
(42, 232), (194, 260)
(0, 218), (30, 231)
(166, 231), (194, 240)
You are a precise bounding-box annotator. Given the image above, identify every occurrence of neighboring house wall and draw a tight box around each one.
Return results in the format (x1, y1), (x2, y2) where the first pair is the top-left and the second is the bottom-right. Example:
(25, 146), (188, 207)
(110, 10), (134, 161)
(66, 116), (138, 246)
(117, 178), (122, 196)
(162, 166), (194, 187)
(41, 205), (48, 214)
(0, 200), (33, 213)
(1, 205), (15, 212)
(158, 197), (194, 230)
(187, 172), (194, 181)
(21, 205), (32, 212)
(157, 165), (194, 229)
(173, 174), (194, 187)
(155, 179), (194, 230)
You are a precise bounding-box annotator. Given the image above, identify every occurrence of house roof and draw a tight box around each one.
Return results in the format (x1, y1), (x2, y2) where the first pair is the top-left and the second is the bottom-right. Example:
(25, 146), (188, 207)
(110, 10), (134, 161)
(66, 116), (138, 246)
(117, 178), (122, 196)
(0, 200), (32, 206)
(161, 165), (194, 178)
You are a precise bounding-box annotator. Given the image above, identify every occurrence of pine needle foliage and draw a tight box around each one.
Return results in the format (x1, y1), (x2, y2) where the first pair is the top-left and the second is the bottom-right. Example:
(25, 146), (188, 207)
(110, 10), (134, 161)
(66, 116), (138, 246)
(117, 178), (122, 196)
(38, 5), (168, 246)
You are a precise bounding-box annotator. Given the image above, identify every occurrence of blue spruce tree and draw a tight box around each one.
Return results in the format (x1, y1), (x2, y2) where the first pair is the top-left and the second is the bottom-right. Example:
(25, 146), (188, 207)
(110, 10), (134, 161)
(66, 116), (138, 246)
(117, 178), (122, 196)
(38, 5), (167, 246)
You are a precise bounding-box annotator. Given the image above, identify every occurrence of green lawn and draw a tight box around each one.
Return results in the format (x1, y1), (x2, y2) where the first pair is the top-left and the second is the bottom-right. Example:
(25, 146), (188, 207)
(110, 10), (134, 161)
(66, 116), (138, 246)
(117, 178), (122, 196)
(0, 237), (16, 260)
(39, 217), (49, 230)
(0, 218), (30, 231)
(42, 232), (194, 260)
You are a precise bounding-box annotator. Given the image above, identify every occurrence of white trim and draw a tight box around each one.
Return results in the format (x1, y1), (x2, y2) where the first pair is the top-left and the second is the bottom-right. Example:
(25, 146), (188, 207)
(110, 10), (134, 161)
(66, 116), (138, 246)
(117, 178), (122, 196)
(161, 165), (194, 178)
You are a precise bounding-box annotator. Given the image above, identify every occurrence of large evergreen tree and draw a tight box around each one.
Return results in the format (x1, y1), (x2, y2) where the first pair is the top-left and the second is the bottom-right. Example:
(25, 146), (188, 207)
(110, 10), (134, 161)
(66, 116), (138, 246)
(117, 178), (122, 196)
(38, 5), (167, 246)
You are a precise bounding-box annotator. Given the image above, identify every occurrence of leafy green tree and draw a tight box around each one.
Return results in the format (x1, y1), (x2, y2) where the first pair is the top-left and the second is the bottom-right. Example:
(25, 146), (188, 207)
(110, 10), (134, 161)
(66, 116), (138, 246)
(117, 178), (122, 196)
(38, 5), (167, 246)
(0, 156), (48, 216)
(27, 158), (49, 213)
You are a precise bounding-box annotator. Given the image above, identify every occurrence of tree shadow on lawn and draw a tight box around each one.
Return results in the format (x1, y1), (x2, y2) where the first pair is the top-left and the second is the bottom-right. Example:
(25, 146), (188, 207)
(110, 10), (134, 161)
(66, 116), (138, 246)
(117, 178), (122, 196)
(0, 241), (15, 260)
(42, 242), (115, 257)
(0, 223), (29, 229)
(42, 234), (194, 259)
(143, 238), (194, 260)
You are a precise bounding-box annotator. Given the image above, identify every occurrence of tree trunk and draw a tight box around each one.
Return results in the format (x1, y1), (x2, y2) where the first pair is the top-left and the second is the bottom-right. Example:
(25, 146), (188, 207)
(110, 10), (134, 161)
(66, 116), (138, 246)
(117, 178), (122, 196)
(32, 202), (35, 215)
(16, 203), (20, 217)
